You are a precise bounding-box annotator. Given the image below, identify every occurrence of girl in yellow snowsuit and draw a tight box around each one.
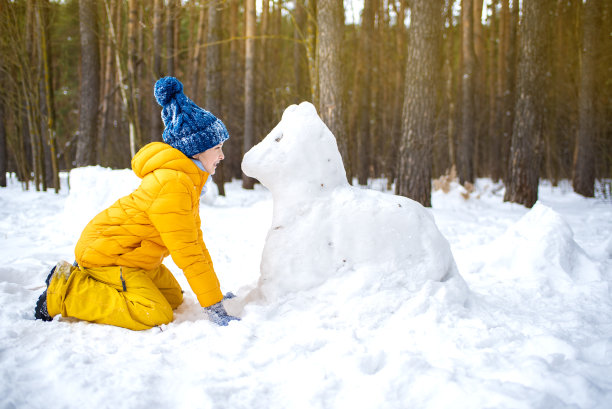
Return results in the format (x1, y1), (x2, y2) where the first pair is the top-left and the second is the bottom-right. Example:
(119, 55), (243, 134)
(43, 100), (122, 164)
(34, 77), (238, 330)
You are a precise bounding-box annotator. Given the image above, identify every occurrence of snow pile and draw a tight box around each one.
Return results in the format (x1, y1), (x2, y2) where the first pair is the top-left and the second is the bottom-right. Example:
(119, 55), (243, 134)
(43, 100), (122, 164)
(472, 203), (601, 293)
(62, 166), (140, 239)
(2, 166), (612, 408)
(62, 164), (218, 240)
(2, 108), (612, 409)
(604, 235), (612, 258)
(241, 102), (467, 311)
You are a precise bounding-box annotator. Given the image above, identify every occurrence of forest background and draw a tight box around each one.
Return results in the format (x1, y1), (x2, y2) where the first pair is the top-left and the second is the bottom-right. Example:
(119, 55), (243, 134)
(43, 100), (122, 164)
(0, 0), (609, 207)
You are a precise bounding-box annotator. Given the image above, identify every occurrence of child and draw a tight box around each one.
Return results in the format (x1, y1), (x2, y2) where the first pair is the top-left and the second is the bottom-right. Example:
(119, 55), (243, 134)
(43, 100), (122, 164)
(34, 77), (239, 330)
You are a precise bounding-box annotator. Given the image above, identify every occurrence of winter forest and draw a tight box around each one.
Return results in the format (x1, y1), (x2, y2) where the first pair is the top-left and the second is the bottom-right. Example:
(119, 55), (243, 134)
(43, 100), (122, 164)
(2, 1), (612, 408)
(0, 0), (610, 207)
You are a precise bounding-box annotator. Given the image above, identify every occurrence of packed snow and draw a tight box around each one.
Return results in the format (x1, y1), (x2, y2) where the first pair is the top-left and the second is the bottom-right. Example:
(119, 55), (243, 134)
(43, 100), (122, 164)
(1, 105), (611, 409)
(240, 102), (467, 306)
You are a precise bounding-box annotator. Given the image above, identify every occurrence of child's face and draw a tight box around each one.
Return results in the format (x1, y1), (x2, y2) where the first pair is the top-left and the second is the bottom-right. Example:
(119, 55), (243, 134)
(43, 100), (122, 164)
(193, 143), (225, 175)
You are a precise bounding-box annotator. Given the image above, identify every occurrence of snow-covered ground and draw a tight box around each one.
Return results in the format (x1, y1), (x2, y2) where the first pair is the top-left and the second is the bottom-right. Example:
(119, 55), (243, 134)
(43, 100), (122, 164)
(1, 168), (611, 409)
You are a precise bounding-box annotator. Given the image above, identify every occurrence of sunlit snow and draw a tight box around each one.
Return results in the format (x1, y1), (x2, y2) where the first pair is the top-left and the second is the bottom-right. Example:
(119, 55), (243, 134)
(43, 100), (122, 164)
(1, 104), (611, 409)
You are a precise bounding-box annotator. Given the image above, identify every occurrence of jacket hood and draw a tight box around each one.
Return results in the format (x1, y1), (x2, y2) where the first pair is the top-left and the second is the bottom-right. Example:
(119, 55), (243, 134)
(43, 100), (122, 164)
(131, 142), (206, 182)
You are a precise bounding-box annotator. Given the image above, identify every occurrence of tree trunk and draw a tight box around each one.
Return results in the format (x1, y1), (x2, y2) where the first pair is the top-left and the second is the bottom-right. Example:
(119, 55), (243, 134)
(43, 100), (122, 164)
(127, 0), (142, 155)
(0, 64), (6, 187)
(487, 0), (498, 180)
(166, 0), (177, 76)
(37, 0), (59, 192)
(206, 1), (221, 103)
(25, 0), (43, 190)
(293, 0), (308, 102)
(317, 0), (347, 176)
(501, 0), (519, 181)
(191, 3), (206, 102)
(206, 0), (225, 196)
(0, 25), (5, 186)
(355, 0), (373, 185)
(389, 0), (406, 187)
(76, 0), (100, 167)
(396, 0), (443, 207)
(458, 0), (475, 185)
(473, 0), (485, 177)
(572, 0), (599, 197)
(100, 0), (117, 156)
(547, 0), (580, 184)
(151, 0), (163, 141)
(35, 0), (48, 190)
(494, 0), (510, 182)
(490, 0), (510, 182)
(305, 0), (318, 104)
(242, 0), (256, 189)
(443, 0), (456, 173)
(111, 0), (124, 167)
(3, 0), (33, 186)
(226, 0), (242, 181)
(504, 0), (551, 207)
(257, 0), (269, 142)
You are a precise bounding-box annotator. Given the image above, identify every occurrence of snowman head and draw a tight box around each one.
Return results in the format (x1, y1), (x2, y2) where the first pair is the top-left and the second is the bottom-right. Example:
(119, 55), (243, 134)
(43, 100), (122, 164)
(241, 102), (348, 196)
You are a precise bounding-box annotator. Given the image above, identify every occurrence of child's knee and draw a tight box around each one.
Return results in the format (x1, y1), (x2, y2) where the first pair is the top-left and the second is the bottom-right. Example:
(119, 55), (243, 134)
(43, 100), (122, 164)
(145, 301), (174, 327)
(165, 288), (184, 310)
(153, 265), (184, 309)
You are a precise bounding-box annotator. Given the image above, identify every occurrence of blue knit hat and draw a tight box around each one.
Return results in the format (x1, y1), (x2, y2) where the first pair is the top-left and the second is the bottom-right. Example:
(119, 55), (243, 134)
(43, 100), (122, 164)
(154, 77), (229, 157)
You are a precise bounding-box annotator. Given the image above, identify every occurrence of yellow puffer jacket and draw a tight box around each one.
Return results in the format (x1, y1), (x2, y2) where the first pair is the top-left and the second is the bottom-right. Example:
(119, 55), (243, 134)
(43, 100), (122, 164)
(74, 142), (223, 307)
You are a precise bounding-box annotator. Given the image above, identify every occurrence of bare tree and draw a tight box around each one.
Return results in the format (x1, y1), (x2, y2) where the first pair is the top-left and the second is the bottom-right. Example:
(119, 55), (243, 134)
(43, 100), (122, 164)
(352, 0), (374, 185)
(389, 0), (407, 185)
(502, 0), (519, 180)
(493, 0), (511, 182)
(151, 0), (163, 142)
(191, 3), (206, 102)
(36, 0), (59, 192)
(166, 0), (178, 77)
(504, 0), (552, 207)
(293, 0), (309, 101)
(76, 0), (100, 167)
(442, 0), (456, 173)
(24, 0), (44, 189)
(396, 0), (443, 206)
(0, 0), (32, 186)
(127, 0), (142, 155)
(206, 0), (222, 104)
(489, 0), (505, 182)
(206, 0), (226, 195)
(458, 0), (476, 185)
(100, 0), (117, 155)
(224, 0), (242, 181)
(305, 0), (318, 103)
(242, 0), (256, 189)
(317, 0), (347, 175)
(473, 0), (485, 176)
(572, 0), (600, 197)
(0, 57), (5, 187)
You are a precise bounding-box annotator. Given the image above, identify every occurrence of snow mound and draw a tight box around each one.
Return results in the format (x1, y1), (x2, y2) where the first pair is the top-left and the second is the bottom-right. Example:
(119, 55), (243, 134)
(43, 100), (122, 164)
(63, 166), (140, 240)
(598, 234), (612, 260)
(63, 165), (218, 240)
(480, 203), (601, 290)
(241, 102), (468, 307)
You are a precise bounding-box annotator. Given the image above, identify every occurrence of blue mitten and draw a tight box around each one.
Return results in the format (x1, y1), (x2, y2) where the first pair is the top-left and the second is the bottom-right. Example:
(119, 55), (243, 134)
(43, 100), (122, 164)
(205, 293), (240, 326)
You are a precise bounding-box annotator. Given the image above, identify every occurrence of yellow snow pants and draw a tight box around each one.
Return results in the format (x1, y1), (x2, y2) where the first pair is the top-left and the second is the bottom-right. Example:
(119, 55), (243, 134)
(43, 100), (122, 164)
(46, 264), (183, 331)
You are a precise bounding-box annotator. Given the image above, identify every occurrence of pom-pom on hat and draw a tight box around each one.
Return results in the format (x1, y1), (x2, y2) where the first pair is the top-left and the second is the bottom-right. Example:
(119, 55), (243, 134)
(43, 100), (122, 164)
(154, 77), (229, 157)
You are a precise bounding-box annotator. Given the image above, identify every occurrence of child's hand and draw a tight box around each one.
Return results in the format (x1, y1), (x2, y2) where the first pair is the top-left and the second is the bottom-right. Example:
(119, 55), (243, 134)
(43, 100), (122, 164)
(205, 298), (240, 326)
